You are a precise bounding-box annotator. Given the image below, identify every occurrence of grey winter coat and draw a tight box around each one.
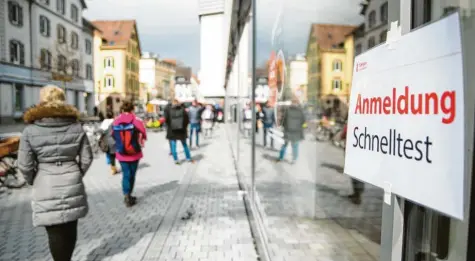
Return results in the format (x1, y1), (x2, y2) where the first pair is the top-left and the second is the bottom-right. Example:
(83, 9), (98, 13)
(262, 106), (275, 127)
(18, 103), (93, 227)
(282, 105), (306, 142)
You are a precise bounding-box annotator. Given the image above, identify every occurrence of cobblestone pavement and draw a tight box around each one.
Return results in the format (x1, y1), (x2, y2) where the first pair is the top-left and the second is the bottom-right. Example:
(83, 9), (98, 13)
(227, 123), (381, 261)
(0, 127), (257, 261)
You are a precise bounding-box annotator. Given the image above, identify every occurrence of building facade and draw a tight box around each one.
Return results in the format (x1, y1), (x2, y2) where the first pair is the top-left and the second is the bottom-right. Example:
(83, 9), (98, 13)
(288, 54), (308, 103)
(198, 0), (226, 98)
(0, 0), (95, 122)
(156, 59), (176, 100)
(354, 0), (388, 55)
(305, 24), (356, 108)
(139, 52), (159, 101)
(92, 20), (141, 115)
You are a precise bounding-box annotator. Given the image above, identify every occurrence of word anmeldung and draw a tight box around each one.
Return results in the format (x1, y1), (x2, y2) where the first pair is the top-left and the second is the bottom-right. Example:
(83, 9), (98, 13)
(354, 86), (456, 124)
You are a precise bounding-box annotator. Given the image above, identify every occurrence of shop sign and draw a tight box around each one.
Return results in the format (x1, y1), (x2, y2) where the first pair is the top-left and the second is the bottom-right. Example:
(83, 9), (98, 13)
(344, 13), (465, 219)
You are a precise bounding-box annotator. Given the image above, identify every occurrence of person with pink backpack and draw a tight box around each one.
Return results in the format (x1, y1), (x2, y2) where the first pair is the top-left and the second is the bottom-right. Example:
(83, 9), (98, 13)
(112, 99), (147, 207)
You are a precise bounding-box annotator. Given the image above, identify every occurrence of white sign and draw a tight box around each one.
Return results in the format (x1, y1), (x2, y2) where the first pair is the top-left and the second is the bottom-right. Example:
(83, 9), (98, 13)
(255, 84), (270, 102)
(344, 13), (465, 219)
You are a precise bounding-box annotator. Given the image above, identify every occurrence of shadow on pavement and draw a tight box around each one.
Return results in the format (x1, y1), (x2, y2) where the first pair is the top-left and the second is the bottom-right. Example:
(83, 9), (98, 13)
(142, 180), (179, 197)
(137, 162), (150, 170)
(320, 161), (344, 173)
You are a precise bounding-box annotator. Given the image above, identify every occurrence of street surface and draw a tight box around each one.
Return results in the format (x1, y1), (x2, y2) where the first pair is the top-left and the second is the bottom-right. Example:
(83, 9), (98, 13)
(227, 123), (382, 261)
(0, 127), (257, 261)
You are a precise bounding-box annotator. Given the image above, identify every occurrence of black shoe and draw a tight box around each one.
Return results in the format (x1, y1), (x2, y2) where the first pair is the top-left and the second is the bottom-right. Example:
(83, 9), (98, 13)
(124, 195), (136, 207)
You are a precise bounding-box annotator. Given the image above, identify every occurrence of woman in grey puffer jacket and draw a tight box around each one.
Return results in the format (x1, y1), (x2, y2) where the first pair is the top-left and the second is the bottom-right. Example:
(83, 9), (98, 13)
(18, 85), (93, 261)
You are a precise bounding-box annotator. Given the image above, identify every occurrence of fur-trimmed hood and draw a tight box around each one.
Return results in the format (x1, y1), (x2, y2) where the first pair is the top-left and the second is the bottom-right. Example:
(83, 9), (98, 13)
(23, 103), (80, 124)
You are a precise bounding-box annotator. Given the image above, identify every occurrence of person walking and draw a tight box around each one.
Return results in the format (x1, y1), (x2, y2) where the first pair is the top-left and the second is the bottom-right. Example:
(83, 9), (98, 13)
(262, 101), (275, 148)
(165, 99), (194, 164)
(112, 99), (147, 207)
(18, 85), (93, 261)
(277, 96), (306, 164)
(201, 104), (215, 137)
(188, 100), (201, 148)
(100, 111), (118, 175)
(242, 103), (253, 137)
(164, 102), (173, 156)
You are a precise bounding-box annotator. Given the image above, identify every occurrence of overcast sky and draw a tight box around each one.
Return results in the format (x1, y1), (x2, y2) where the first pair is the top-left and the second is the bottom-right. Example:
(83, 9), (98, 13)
(84, 0), (363, 72)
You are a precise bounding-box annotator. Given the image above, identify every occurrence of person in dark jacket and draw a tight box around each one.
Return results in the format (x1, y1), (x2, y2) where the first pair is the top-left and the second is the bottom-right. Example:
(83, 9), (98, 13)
(164, 103), (173, 156)
(18, 85), (93, 261)
(277, 96), (306, 163)
(165, 99), (194, 164)
(262, 101), (275, 148)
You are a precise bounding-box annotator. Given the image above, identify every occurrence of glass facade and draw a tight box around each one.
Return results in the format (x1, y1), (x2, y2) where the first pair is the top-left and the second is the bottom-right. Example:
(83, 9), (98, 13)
(225, 0), (475, 260)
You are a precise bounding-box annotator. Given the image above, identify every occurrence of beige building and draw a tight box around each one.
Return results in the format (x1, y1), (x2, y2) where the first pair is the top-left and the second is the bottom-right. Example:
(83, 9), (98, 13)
(157, 59), (176, 100)
(92, 20), (141, 114)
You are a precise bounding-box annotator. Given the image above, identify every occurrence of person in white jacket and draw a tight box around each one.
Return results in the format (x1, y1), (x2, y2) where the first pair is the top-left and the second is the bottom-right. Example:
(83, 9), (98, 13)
(201, 105), (214, 137)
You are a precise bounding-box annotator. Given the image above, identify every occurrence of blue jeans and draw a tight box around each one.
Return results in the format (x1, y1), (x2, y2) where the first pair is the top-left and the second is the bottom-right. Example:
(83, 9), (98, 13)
(263, 125), (274, 147)
(170, 140), (192, 161)
(279, 141), (299, 161)
(119, 161), (139, 195)
(189, 123), (200, 147)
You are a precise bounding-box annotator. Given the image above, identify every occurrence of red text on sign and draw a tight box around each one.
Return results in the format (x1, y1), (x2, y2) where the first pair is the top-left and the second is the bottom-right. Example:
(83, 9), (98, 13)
(354, 86), (456, 124)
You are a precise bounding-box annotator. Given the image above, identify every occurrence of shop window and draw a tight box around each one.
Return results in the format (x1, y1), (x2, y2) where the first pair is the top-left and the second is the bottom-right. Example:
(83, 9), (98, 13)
(70, 59), (79, 77)
(8, 1), (23, 27)
(14, 84), (23, 112)
(71, 4), (78, 22)
(105, 75), (114, 88)
(332, 60), (342, 71)
(85, 64), (92, 80)
(355, 44), (362, 55)
(56, 0), (65, 14)
(368, 36), (376, 49)
(71, 32), (79, 49)
(368, 11), (376, 28)
(411, 0), (432, 29)
(380, 3), (388, 24)
(57, 55), (67, 73)
(39, 15), (50, 37)
(332, 79), (342, 90)
(57, 24), (66, 43)
(9, 40), (25, 65)
(104, 57), (114, 68)
(40, 48), (52, 70)
(380, 31), (387, 43)
(85, 39), (92, 54)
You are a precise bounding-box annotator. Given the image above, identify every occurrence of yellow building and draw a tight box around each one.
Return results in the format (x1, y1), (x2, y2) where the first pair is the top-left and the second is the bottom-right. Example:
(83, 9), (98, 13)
(92, 20), (141, 114)
(158, 59), (177, 100)
(306, 24), (357, 108)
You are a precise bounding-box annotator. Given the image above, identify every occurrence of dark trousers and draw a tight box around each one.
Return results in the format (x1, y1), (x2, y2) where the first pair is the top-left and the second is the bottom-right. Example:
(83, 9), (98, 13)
(119, 161), (139, 195)
(263, 126), (274, 147)
(109, 153), (116, 167)
(45, 220), (78, 261)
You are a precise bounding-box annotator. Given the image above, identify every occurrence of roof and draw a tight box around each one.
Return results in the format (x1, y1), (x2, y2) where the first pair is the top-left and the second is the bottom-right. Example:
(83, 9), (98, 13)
(162, 59), (177, 66)
(82, 18), (101, 32)
(91, 20), (138, 47)
(310, 24), (358, 49)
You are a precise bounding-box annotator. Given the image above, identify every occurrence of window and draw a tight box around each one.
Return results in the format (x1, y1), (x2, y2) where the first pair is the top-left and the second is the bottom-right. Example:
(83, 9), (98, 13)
(40, 49), (52, 70)
(104, 57), (114, 68)
(380, 31), (387, 43)
(332, 60), (342, 71)
(332, 79), (342, 90)
(355, 44), (362, 55)
(368, 11), (376, 28)
(104, 75), (115, 88)
(380, 3), (388, 23)
(14, 84), (23, 112)
(8, 1), (23, 26)
(39, 15), (50, 37)
(71, 32), (78, 49)
(56, 0), (65, 14)
(86, 64), (92, 80)
(70, 4), (78, 22)
(9, 40), (24, 65)
(74, 91), (80, 108)
(57, 24), (66, 43)
(85, 39), (92, 54)
(70, 59), (79, 77)
(411, 0), (432, 29)
(368, 36), (376, 49)
(57, 55), (67, 73)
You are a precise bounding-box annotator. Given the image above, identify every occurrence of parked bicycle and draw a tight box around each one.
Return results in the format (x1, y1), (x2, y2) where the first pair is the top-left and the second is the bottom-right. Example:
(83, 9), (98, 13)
(0, 135), (26, 189)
